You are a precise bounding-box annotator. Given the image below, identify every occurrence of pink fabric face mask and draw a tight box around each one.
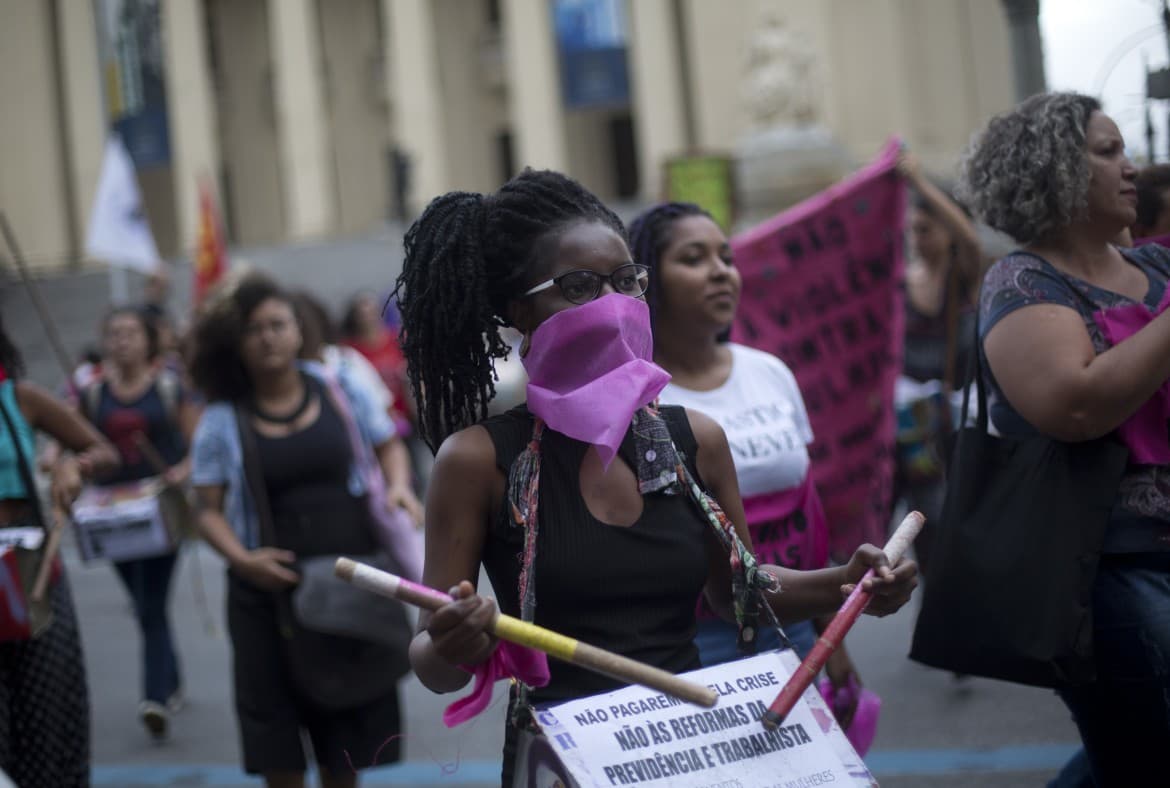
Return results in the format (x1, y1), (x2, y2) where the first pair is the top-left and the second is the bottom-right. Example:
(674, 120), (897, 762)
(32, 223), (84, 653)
(522, 293), (671, 468)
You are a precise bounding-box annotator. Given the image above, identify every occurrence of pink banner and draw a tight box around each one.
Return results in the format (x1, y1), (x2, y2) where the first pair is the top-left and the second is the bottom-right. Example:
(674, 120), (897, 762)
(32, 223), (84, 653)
(731, 139), (906, 561)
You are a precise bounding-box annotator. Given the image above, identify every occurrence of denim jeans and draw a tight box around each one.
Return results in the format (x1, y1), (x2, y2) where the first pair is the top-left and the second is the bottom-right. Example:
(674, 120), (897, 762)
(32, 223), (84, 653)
(114, 551), (181, 704)
(694, 617), (818, 666)
(1057, 553), (1170, 785)
(1047, 747), (1092, 788)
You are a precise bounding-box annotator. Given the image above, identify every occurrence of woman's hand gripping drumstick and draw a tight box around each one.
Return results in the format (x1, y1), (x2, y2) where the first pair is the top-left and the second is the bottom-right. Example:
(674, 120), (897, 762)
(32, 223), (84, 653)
(761, 511), (925, 730)
(335, 557), (718, 708)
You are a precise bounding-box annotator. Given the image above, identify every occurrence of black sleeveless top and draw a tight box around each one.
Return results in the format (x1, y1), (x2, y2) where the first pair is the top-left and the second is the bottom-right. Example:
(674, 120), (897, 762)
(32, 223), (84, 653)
(254, 377), (377, 558)
(480, 405), (710, 705)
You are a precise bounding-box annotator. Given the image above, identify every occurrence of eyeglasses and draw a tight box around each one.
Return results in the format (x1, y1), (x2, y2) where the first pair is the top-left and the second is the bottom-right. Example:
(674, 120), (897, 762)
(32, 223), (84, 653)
(523, 263), (650, 305)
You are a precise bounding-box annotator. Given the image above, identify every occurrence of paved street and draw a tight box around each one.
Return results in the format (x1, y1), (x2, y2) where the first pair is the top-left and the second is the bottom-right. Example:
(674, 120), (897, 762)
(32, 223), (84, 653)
(7, 227), (1081, 786)
(69, 537), (1080, 787)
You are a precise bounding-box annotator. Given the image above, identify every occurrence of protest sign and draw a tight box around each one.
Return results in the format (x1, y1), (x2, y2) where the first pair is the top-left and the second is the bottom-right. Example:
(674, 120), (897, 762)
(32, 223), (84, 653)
(730, 139), (906, 561)
(523, 652), (876, 788)
(664, 154), (736, 232)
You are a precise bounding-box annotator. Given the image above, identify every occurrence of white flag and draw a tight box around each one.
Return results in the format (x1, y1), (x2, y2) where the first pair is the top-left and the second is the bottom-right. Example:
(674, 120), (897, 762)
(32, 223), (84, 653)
(85, 135), (160, 273)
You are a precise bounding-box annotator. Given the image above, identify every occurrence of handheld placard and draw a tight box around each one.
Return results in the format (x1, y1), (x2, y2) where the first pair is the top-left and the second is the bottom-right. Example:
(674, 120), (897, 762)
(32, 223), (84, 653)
(761, 511), (924, 730)
(335, 557), (718, 708)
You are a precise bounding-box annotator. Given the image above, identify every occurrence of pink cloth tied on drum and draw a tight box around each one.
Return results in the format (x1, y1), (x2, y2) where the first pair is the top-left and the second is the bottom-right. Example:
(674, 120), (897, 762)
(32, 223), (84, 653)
(443, 641), (550, 727)
(1093, 285), (1170, 464)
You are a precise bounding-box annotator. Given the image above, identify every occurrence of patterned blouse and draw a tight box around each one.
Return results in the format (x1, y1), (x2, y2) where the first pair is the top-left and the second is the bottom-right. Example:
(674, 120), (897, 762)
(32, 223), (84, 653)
(979, 245), (1170, 550)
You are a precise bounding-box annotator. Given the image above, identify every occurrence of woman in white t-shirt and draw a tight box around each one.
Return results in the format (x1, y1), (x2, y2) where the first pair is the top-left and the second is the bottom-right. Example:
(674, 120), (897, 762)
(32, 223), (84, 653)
(629, 203), (860, 689)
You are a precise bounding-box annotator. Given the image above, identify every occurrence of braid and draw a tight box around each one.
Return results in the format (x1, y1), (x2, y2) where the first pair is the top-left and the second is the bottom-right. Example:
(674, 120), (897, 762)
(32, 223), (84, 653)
(394, 169), (626, 452)
(627, 202), (711, 326)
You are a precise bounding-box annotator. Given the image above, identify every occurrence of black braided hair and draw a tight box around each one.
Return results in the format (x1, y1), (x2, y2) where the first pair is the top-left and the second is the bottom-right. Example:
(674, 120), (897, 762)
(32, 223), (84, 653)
(393, 168), (626, 452)
(627, 201), (713, 328)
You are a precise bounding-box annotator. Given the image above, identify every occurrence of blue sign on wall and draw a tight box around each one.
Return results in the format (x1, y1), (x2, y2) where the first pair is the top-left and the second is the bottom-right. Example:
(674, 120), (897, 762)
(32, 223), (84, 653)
(553, 0), (630, 109)
(114, 108), (171, 170)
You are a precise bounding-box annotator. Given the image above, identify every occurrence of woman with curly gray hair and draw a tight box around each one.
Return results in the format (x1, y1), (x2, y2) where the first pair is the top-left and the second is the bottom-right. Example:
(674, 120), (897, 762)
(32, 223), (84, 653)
(963, 91), (1170, 783)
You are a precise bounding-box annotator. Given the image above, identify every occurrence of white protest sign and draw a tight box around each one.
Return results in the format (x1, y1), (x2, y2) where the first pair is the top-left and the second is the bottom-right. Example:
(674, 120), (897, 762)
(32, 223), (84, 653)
(528, 651), (876, 788)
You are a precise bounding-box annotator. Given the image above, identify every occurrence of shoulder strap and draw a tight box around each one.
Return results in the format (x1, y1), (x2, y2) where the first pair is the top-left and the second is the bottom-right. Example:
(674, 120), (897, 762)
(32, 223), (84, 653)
(233, 403), (278, 549)
(654, 405), (703, 482)
(0, 388), (47, 532)
(506, 417), (545, 731)
(941, 264), (963, 393)
(156, 370), (180, 423)
(82, 380), (104, 423)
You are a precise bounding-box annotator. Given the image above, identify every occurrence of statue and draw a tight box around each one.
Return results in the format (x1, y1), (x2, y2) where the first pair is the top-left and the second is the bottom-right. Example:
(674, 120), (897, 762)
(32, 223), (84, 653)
(742, 11), (819, 130)
(733, 5), (852, 230)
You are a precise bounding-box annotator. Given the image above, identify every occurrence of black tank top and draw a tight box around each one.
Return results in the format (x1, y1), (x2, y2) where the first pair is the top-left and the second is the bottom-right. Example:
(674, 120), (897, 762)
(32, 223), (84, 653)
(480, 405), (710, 705)
(254, 378), (377, 558)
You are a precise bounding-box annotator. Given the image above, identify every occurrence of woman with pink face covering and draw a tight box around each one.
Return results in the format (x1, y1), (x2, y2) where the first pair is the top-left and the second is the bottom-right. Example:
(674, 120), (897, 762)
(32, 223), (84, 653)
(394, 169), (918, 785)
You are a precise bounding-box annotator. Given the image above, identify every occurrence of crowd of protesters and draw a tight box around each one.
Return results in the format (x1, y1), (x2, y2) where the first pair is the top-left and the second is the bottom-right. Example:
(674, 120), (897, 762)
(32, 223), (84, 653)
(4, 87), (1170, 787)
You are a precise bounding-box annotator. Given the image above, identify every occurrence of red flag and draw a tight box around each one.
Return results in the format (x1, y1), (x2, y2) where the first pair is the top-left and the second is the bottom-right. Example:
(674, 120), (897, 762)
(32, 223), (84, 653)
(193, 178), (228, 306)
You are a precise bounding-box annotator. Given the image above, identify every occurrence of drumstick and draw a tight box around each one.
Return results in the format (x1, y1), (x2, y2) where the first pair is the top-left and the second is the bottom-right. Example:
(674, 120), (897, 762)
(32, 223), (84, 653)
(133, 432), (171, 480)
(760, 511), (925, 730)
(31, 507), (68, 602)
(335, 557), (718, 708)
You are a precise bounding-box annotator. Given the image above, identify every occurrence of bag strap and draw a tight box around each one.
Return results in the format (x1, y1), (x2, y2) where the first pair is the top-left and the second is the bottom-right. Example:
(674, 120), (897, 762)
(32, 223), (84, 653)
(0, 387), (47, 533)
(504, 416), (545, 730)
(941, 265), (963, 394)
(156, 370), (180, 425)
(81, 380), (104, 424)
(233, 400), (301, 636)
(233, 402), (278, 550)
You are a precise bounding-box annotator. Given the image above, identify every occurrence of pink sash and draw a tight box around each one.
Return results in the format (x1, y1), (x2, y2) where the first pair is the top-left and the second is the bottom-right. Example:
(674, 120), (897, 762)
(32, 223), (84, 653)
(1093, 285), (1170, 465)
(696, 472), (828, 620)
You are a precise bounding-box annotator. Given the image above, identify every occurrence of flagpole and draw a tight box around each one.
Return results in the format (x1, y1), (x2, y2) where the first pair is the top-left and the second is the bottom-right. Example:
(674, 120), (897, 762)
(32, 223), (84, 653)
(0, 213), (76, 379)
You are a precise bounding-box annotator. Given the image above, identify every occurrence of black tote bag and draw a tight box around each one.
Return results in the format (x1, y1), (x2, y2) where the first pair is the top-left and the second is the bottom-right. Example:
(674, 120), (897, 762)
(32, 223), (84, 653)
(909, 342), (1128, 689)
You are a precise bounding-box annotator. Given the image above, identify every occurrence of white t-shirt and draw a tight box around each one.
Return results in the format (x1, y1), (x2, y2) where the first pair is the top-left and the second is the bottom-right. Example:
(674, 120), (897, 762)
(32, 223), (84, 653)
(659, 343), (814, 498)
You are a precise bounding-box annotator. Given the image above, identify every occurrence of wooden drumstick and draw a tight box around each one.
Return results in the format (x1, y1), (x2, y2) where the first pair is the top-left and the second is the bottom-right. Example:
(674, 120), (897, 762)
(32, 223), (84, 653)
(30, 507), (67, 602)
(335, 557), (718, 708)
(761, 511), (925, 730)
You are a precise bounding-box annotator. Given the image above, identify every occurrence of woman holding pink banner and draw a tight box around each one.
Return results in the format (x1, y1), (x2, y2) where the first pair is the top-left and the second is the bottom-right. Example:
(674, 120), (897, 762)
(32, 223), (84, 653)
(892, 153), (983, 577)
(960, 91), (1170, 783)
(394, 170), (917, 784)
(629, 202), (871, 738)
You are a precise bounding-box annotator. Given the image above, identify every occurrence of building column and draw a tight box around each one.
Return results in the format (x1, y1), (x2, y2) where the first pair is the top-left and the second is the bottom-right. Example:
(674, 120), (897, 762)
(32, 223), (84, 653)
(161, 0), (222, 251)
(54, 0), (105, 257)
(1001, 0), (1046, 100)
(628, 0), (690, 202)
(383, 0), (449, 217)
(268, 0), (335, 240)
(502, 0), (568, 172)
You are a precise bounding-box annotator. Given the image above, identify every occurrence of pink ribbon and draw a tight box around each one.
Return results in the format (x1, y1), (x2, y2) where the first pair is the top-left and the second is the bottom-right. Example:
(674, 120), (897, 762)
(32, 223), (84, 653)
(1093, 285), (1170, 464)
(442, 641), (550, 727)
